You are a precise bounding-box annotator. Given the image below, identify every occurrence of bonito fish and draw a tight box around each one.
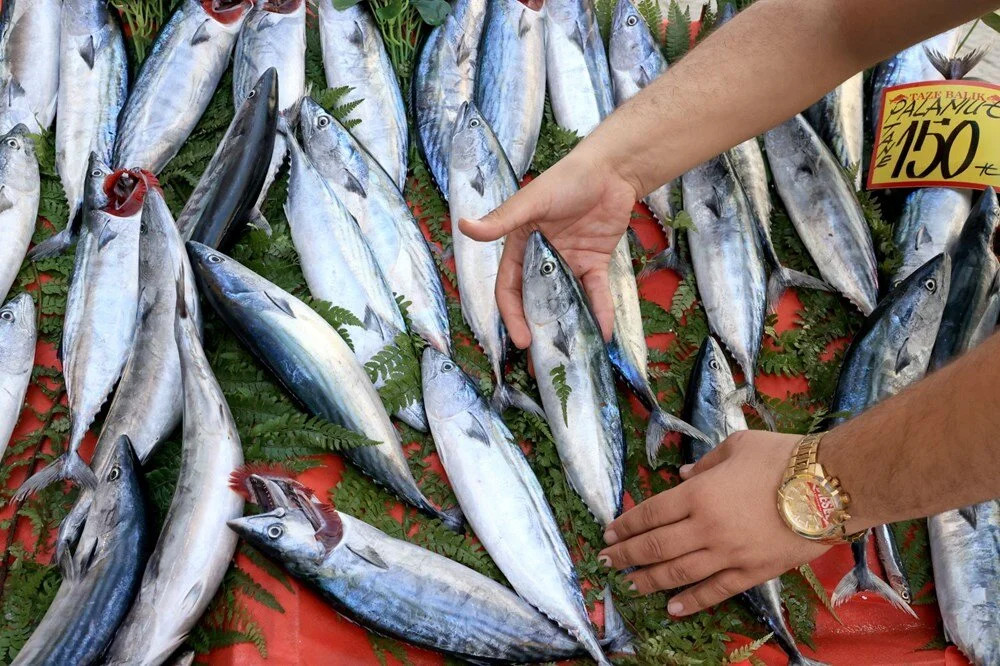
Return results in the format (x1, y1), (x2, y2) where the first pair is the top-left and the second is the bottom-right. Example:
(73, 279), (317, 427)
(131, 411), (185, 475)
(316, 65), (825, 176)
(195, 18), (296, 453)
(0, 124), (39, 303)
(114, 0), (252, 173)
(187, 242), (463, 530)
(448, 102), (544, 416)
(804, 72), (864, 189)
(0, 0), (59, 132)
(317, 0), (408, 190)
(871, 30), (959, 134)
(422, 347), (609, 665)
(299, 97), (451, 354)
(103, 271), (244, 666)
(413, 0), (486, 196)
(0, 293), (35, 460)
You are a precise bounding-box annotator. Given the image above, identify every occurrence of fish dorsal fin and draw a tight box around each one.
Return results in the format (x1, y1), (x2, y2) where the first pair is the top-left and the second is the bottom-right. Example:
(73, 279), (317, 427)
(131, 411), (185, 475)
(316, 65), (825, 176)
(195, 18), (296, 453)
(0, 186), (14, 213)
(97, 220), (119, 249)
(347, 543), (389, 569)
(191, 19), (212, 45)
(465, 411), (492, 446)
(265, 291), (296, 317)
(894, 337), (912, 374)
(470, 166), (485, 196)
(553, 319), (573, 357)
(914, 225), (931, 250)
(79, 35), (96, 69)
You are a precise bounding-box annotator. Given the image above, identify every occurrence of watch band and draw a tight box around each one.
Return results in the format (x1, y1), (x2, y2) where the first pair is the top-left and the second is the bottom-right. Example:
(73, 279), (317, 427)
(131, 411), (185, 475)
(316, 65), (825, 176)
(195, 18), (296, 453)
(785, 432), (822, 480)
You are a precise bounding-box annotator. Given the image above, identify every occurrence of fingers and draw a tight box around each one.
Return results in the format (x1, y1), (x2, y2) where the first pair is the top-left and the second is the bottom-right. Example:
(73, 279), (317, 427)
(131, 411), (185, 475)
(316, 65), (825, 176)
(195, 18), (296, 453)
(580, 267), (615, 341)
(604, 488), (688, 545)
(599, 521), (702, 569)
(666, 569), (750, 617)
(679, 439), (731, 480)
(495, 229), (531, 348)
(458, 182), (548, 242)
(625, 551), (724, 596)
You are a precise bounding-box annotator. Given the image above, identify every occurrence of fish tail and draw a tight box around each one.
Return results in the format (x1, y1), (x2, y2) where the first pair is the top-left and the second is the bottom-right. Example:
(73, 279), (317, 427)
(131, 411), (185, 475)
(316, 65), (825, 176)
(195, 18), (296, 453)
(645, 407), (711, 468)
(394, 399), (429, 433)
(27, 227), (77, 261)
(766, 266), (831, 312)
(788, 656), (830, 666)
(436, 504), (465, 533)
(490, 381), (545, 419)
(600, 586), (635, 655)
(638, 245), (690, 281)
(14, 451), (98, 501)
(726, 386), (777, 431)
(831, 558), (916, 618)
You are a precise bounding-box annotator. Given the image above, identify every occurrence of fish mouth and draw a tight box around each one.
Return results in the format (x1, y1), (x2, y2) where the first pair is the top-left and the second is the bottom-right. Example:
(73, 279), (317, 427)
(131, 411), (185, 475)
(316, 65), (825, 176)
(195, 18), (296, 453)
(102, 169), (157, 217)
(261, 0), (302, 13)
(203, 0), (253, 23)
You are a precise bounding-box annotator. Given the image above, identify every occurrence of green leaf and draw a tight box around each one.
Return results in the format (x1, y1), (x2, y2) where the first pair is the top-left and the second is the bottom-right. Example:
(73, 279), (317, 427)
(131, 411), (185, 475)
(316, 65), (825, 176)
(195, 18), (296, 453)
(375, 0), (405, 22)
(550, 364), (572, 425)
(413, 0), (451, 26)
(982, 11), (1000, 33)
(724, 632), (773, 663)
(665, 0), (692, 63)
(798, 563), (841, 623)
(332, 0), (362, 8)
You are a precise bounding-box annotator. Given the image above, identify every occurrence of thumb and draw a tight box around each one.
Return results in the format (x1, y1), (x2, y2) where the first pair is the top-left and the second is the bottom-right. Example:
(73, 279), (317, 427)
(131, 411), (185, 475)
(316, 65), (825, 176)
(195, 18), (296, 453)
(678, 442), (728, 480)
(459, 185), (546, 242)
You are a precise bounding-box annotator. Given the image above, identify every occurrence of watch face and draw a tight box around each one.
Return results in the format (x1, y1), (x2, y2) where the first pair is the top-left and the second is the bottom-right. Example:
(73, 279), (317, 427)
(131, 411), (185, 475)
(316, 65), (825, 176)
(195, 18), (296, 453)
(779, 477), (840, 537)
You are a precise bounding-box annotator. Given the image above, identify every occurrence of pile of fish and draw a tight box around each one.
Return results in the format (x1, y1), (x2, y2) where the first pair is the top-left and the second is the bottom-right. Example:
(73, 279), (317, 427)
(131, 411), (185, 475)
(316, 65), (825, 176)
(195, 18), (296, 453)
(0, 0), (995, 663)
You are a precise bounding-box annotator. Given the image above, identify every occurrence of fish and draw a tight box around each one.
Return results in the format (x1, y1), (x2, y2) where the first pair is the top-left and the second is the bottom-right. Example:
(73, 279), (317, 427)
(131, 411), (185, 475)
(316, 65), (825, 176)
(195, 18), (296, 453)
(892, 188), (973, 286)
(102, 269), (244, 666)
(827, 253), (951, 615)
(233, 0), (305, 219)
(0, 124), (39, 303)
(299, 97), (452, 355)
(544, 0), (614, 136)
(282, 118), (427, 432)
(34, 0), (128, 261)
(421, 347), (609, 665)
(448, 102), (544, 417)
(764, 114), (878, 315)
(608, 0), (684, 277)
(176, 68), (278, 250)
(872, 523), (912, 607)
(16, 166), (153, 498)
(228, 473), (608, 664)
(681, 336), (830, 665)
(522, 231), (624, 528)
(804, 72), (864, 189)
(114, 0), (252, 173)
(871, 30), (958, 134)
(12, 436), (151, 666)
(474, 0), (545, 179)
(0, 0), (60, 132)
(0, 293), (35, 460)
(317, 0), (408, 190)
(413, 0), (486, 196)
(929, 189), (1000, 371)
(187, 242), (463, 531)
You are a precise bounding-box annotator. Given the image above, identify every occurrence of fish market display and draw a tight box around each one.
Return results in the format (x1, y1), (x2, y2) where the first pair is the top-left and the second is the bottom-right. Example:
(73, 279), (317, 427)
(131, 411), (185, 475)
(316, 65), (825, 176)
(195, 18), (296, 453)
(0, 293), (34, 460)
(0, 124), (39, 303)
(474, 0), (545, 179)
(764, 114), (878, 315)
(176, 68), (278, 250)
(299, 97), (451, 354)
(114, 0), (252, 173)
(682, 336), (826, 666)
(283, 118), (427, 432)
(448, 102), (543, 416)
(17, 166), (151, 497)
(0, 0), (60, 132)
(233, 0), (305, 215)
(804, 72), (864, 188)
(103, 272), (243, 666)
(187, 242), (462, 530)
(229, 473), (604, 663)
(413, 0), (486, 196)
(42, 0), (128, 260)
(828, 254), (951, 614)
(317, 0), (408, 190)
(892, 189), (972, 285)
(522, 231), (624, 528)
(421, 347), (609, 665)
(12, 436), (150, 666)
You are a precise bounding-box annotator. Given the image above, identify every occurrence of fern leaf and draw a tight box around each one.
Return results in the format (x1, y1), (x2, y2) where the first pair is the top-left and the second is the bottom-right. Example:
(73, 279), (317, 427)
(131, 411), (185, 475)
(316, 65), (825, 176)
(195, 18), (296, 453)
(550, 364), (572, 425)
(724, 632), (773, 664)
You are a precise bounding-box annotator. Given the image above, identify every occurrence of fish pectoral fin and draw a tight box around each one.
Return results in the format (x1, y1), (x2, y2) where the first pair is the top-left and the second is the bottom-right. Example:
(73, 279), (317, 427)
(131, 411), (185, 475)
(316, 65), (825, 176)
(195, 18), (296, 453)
(0, 186), (14, 214)
(348, 20), (365, 47)
(553, 319), (574, 357)
(79, 35), (96, 69)
(517, 7), (532, 37)
(57, 545), (77, 580)
(914, 225), (931, 249)
(464, 413), (492, 447)
(958, 504), (979, 528)
(469, 166), (485, 196)
(247, 208), (273, 236)
(894, 338), (912, 373)
(97, 221), (119, 249)
(265, 291), (296, 318)
(190, 19), (212, 45)
(346, 543), (389, 569)
(343, 170), (367, 197)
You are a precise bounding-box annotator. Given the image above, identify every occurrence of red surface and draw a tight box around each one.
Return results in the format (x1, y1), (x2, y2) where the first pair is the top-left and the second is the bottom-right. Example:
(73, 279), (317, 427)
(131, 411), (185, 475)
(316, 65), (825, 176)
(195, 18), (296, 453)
(1, 208), (966, 666)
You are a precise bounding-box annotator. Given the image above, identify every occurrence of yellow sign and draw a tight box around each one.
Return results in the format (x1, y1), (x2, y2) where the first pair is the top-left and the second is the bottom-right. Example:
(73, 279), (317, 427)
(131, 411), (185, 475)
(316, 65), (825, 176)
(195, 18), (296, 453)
(868, 81), (1000, 191)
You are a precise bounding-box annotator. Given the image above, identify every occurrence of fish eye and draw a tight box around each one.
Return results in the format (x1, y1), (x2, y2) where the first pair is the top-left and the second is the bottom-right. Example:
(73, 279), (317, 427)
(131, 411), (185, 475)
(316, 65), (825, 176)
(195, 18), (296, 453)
(540, 261), (556, 276)
(441, 361), (455, 372)
(107, 466), (121, 481)
(923, 278), (936, 292)
(91, 168), (102, 177)
(317, 115), (331, 128)
(139, 222), (148, 234)
(469, 118), (481, 128)
(0, 310), (13, 322)
(708, 359), (720, 371)
(247, 89), (256, 99)
(208, 254), (224, 264)
(266, 524), (284, 539)
(626, 15), (638, 26)
(5, 138), (18, 149)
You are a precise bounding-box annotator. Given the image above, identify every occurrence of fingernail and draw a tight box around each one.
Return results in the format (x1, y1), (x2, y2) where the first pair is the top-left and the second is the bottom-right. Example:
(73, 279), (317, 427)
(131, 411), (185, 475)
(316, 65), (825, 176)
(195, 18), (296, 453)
(598, 555), (612, 568)
(604, 529), (618, 545)
(678, 464), (693, 477)
(668, 600), (684, 616)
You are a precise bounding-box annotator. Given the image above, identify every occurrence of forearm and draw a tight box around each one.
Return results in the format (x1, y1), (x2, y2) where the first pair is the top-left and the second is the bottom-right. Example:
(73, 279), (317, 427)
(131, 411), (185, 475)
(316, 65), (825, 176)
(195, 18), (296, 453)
(824, 332), (1000, 530)
(578, 0), (996, 198)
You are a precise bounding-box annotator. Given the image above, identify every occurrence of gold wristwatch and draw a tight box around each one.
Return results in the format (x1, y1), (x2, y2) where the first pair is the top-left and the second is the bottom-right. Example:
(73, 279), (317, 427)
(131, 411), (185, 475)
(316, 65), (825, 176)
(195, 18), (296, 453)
(777, 433), (864, 544)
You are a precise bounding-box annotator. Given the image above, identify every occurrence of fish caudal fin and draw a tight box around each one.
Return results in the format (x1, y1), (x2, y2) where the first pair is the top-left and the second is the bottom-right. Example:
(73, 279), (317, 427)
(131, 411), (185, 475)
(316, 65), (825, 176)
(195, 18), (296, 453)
(247, 208), (272, 237)
(645, 408), (711, 467)
(788, 656), (830, 666)
(726, 386), (777, 431)
(436, 504), (465, 533)
(600, 586), (635, 655)
(28, 228), (77, 261)
(638, 246), (690, 281)
(766, 266), (831, 313)
(14, 451), (98, 501)
(831, 561), (916, 617)
(394, 399), (429, 432)
(490, 381), (545, 419)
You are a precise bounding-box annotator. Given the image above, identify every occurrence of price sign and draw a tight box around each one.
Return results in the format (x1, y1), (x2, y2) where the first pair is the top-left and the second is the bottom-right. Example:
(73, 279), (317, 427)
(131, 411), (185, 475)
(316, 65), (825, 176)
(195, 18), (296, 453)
(868, 80), (1000, 191)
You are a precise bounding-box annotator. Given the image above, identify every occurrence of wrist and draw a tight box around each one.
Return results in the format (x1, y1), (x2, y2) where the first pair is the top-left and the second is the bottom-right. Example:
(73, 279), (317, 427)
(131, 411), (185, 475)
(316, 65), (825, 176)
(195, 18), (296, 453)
(573, 125), (649, 200)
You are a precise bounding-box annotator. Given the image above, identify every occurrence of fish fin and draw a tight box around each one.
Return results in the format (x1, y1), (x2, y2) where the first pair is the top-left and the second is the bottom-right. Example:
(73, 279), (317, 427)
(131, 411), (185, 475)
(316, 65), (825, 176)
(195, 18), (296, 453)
(348, 20), (365, 47)
(363, 305), (388, 338)
(247, 208), (272, 236)
(831, 552), (916, 617)
(27, 227), (77, 260)
(97, 221), (119, 249)
(191, 19), (212, 45)
(437, 505), (465, 533)
(638, 245), (690, 280)
(517, 7), (532, 37)
(343, 170), (366, 197)
(79, 35), (96, 69)
(0, 185), (14, 214)
(894, 338), (913, 374)
(464, 412), (493, 446)
(787, 657), (830, 666)
(553, 319), (573, 357)
(958, 504), (979, 528)
(346, 543), (389, 569)
(14, 451), (98, 501)
(470, 166), (485, 196)
(724, 386), (777, 431)
(427, 241), (454, 263)
(265, 291), (296, 318)
(914, 225), (931, 250)
(568, 23), (586, 52)
(925, 46), (987, 80)
(600, 586), (636, 655)
(167, 649), (196, 666)
(490, 381), (545, 418)
(55, 493), (92, 570)
(766, 267), (831, 313)
(646, 407), (711, 468)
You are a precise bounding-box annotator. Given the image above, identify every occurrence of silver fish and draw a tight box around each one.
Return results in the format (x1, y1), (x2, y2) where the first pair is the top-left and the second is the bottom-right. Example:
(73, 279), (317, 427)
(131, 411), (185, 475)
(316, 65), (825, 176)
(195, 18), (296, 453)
(413, 0), (486, 196)
(0, 125), (39, 303)
(114, 0), (252, 173)
(871, 30), (958, 134)
(317, 0), (408, 190)
(187, 242), (463, 531)
(474, 0), (545, 179)
(523, 231), (624, 528)
(37, 0), (127, 260)
(682, 336), (827, 666)
(545, 0), (614, 136)
(103, 270), (244, 666)
(0, 293), (34, 460)
(892, 188), (972, 286)
(283, 121), (427, 432)
(17, 166), (151, 497)
(804, 72), (864, 189)
(448, 102), (544, 416)
(421, 347), (609, 665)
(299, 97), (451, 355)
(0, 0), (59, 132)
(872, 524), (912, 607)
(764, 114), (878, 315)
(233, 0), (305, 216)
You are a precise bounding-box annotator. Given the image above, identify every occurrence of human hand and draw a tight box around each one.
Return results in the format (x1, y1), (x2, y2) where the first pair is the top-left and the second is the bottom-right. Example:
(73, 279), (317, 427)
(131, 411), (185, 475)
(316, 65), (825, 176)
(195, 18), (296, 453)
(598, 431), (831, 616)
(457, 148), (639, 348)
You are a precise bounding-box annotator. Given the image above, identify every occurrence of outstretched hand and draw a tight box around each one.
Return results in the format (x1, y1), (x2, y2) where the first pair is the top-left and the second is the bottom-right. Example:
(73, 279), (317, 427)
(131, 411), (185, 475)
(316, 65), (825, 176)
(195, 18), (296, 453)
(458, 150), (639, 348)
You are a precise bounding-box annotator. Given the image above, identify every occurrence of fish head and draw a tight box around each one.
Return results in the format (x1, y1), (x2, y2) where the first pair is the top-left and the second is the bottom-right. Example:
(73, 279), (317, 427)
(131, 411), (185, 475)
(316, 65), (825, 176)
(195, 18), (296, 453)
(298, 97), (367, 182)
(258, 0), (303, 13)
(91, 435), (145, 524)
(186, 241), (292, 318)
(608, 0), (657, 75)
(680, 336), (732, 461)
(522, 231), (576, 325)
(449, 102), (504, 184)
(84, 153), (115, 210)
(0, 293), (35, 373)
(102, 168), (158, 218)
(420, 347), (479, 419)
(235, 66), (278, 119)
(228, 508), (330, 563)
(0, 123), (37, 191)
(202, 0), (254, 24)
